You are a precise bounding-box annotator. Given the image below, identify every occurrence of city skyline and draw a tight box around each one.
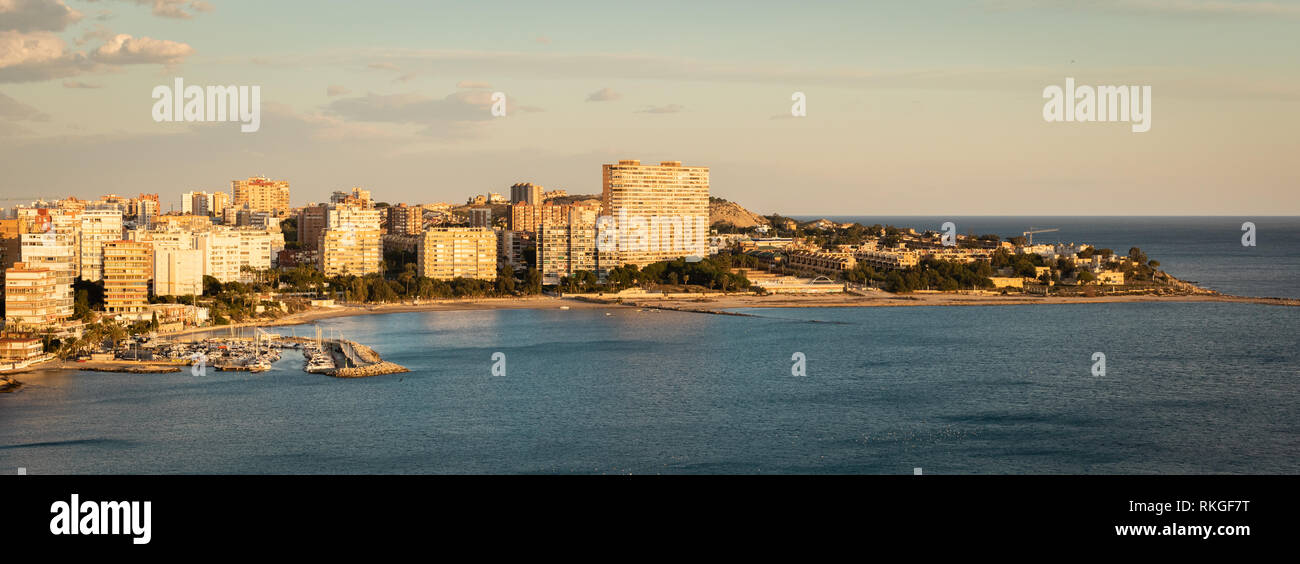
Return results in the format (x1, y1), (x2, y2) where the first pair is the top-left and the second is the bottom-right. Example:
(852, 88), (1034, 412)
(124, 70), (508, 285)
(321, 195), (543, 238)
(2, 1), (1298, 215)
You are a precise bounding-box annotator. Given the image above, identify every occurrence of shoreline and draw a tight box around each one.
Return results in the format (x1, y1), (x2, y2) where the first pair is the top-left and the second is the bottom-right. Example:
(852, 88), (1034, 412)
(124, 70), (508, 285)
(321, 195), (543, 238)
(610, 291), (1300, 313)
(4, 291), (1293, 381)
(164, 290), (1299, 337)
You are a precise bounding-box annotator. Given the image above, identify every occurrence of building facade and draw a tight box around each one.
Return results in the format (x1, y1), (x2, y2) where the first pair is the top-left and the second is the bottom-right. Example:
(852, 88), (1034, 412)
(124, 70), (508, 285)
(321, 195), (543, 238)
(318, 204), (382, 276)
(153, 248), (204, 296)
(103, 241), (153, 318)
(510, 182), (543, 206)
(3, 263), (64, 334)
(600, 159), (709, 268)
(231, 176), (291, 215)
(416, 228), (497, 281)
(77, 208), (124, 282)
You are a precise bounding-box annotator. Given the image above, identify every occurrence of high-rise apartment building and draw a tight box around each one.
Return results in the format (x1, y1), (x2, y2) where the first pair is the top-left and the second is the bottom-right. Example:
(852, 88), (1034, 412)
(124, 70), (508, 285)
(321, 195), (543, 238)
(78, 208), (124, 282)
(319, 204), (382, 276)
(3, 263), (63, 334)
(0, 218), (20, 272)
(211, 192), (230, 215)
(330, 187), (372, 209)
(232, 176), (291, 215)
(600, 159), (709, 268)
(416, 228), (497, 281)
(182, 191), (218, 216)
(135, 194), (160, 227)
(510, 182), (544, 206)
(193, 231), (243, 283)
(469, 208), (493, 228)
(102, 240), (153, 318)
(385, 203), (423, 236)
(539, 208), (598, 285)
(153, 248), (203, 297)
(509, 201), (595, 233)
(296, 204), (328, 251)
(498, 230), (534, 269)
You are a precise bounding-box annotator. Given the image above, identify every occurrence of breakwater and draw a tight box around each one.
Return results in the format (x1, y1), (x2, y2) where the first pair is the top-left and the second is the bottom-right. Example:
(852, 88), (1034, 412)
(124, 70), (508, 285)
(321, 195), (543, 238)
(327, 339), (410, 378)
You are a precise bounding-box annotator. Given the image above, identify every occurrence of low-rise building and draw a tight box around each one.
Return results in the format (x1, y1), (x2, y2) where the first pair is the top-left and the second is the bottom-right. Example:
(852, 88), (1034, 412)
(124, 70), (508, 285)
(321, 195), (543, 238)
(0, 336), (44, 363)
(786, 250), (857, 274)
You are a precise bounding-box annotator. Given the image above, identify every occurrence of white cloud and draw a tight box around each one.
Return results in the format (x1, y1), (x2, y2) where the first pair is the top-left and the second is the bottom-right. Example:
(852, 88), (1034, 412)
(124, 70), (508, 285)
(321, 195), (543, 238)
(0, 0), (83, 32)
(0, 30), (91, 82)
(90, 33), (193, 65)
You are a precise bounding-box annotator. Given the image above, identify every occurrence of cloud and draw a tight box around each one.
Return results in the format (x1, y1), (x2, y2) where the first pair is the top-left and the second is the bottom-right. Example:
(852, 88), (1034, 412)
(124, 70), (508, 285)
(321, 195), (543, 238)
(456, 80), (491, 89)
(0, 30), (92, 82)
(328, 90), (496, 124)
(534, 35), (551, 45)
(74, 23), (115, 46)
(585, 87), (620, 102)
(101, 0), (212, 19)
(0, 0), (83, 32)
(1, 30), (194, 82)
(325, 90), (530, 138)
(326, 84), (350, 97)
(367, 61), (399, 71)
(90, 33), (193, 65)
(62, 79), (101, 88)
(636, 104), (685, 114)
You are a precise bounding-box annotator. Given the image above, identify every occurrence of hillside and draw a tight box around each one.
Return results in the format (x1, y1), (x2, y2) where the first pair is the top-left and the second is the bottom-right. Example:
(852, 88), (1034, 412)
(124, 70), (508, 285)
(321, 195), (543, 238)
(709, 197), (770, 228)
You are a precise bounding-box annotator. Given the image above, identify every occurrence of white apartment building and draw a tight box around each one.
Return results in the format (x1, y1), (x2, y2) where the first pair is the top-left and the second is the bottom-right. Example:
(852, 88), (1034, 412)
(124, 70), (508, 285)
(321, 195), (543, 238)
(600, 159), (709, 268)
(77, 208), (124, 282)
(417, 228), (497, 281)
(193, 231), (243, 283)
(319, 204), (382, 276)
(181, 191), (217, 216)
(153, 248), (204, 296)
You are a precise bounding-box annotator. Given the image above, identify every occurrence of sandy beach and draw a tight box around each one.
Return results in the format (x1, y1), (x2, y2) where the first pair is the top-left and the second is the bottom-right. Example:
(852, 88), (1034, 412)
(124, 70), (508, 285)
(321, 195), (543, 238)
(164, 291), (1299, 339)
(608, 291), (1300, 313)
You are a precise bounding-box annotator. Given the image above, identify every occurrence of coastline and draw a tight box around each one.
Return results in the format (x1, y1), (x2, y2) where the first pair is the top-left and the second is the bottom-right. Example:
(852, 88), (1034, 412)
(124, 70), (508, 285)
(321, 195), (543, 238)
(4, 291), (1294, 381)
(164, 290), (1300, 337)
(608, 291), (1300, 313)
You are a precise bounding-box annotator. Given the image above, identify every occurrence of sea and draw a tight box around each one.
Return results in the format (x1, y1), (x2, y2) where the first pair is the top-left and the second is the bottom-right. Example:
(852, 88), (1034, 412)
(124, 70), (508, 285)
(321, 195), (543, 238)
(1, 217), (1296, 474)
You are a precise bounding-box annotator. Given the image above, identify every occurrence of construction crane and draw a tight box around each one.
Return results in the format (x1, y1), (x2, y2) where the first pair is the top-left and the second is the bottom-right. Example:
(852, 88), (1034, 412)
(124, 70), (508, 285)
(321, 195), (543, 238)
(1023, 227), (1059, 245)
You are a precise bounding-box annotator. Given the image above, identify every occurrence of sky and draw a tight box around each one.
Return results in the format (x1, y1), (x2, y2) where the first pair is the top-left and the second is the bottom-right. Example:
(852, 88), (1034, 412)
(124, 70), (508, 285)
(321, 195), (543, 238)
(1, 0), (1297, 215)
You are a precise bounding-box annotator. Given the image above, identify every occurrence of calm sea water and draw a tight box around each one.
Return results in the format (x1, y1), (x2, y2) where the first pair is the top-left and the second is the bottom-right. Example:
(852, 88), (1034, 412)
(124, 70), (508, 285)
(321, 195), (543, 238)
(1, 302), (1296, 474)
(802, 216), (1300, 299)
(0, 217), (1296, 474)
